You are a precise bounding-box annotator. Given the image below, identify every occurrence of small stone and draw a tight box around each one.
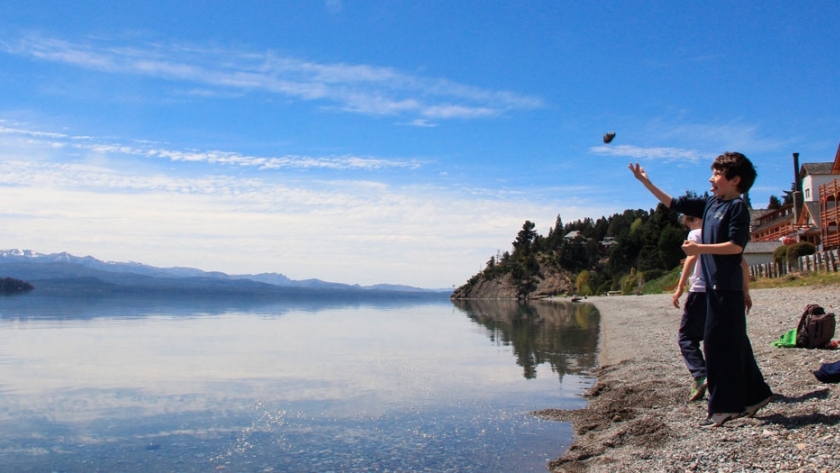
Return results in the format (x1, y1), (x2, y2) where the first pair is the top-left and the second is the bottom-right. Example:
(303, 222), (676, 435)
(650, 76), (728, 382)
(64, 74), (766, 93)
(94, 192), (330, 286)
(796, 443), (807, 450)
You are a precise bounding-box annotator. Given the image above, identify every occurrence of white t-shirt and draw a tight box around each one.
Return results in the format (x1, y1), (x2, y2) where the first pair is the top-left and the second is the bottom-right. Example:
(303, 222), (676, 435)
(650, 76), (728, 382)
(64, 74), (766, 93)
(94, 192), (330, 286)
(687, 228), (705, 293)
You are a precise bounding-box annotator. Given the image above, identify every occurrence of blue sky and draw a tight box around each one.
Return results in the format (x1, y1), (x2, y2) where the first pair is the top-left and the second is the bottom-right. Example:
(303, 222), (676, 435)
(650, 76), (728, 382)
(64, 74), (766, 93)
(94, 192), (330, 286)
(1, 1), (838, 288)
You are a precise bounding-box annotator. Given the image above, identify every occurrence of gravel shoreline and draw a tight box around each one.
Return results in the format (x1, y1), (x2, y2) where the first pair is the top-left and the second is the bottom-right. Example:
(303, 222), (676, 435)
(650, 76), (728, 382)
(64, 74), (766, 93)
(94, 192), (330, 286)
(536, 285), (840, 472)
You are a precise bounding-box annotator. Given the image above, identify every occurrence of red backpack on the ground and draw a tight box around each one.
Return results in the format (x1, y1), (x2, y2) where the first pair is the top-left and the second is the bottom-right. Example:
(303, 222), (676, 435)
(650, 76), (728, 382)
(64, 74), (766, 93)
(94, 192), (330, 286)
(796, 304), (836, 349)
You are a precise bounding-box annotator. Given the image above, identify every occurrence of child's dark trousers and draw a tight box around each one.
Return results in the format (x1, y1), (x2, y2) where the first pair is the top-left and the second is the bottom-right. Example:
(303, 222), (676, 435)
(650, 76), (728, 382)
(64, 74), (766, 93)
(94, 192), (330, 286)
(679, 291), (707, 380)
(703, 290), (773, 415)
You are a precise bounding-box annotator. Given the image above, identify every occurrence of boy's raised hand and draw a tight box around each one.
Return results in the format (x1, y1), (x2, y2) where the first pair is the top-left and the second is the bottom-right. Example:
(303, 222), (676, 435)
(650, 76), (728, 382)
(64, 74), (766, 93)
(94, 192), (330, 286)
(628, 162), (649, 182)
(629, 161), (673, 207)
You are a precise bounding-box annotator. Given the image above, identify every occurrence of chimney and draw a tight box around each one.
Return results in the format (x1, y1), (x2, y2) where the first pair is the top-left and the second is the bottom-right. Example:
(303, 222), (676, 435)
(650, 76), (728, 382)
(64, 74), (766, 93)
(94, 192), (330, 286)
(792, 152), (803, 234)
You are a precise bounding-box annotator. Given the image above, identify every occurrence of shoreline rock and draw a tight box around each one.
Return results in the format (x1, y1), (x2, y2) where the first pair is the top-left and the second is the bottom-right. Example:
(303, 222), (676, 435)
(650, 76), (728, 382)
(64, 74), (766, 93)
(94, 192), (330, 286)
(536, 286), (840, 472)
(451, 264), (576, 300)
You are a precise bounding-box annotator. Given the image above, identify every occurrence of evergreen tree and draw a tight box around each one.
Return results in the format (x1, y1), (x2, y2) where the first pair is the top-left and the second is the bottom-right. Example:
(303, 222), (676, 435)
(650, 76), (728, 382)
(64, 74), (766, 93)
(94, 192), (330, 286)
(547, 214), (563, 249)
(593, 217), (609, 242)
(657, 225), (686, 270)
(782, 188), (794, 206)
(486, 256), (496, 270)
(512, 220), (538, 256)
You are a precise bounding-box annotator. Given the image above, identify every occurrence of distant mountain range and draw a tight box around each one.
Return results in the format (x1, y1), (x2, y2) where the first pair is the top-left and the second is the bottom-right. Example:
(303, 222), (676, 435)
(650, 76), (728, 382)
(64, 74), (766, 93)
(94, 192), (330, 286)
(0, 249), (450, 299)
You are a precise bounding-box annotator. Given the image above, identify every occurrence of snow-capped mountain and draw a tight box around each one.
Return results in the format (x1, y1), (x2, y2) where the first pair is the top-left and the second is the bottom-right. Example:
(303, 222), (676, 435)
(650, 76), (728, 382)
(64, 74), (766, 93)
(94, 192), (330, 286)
(0, 249), (444, 294)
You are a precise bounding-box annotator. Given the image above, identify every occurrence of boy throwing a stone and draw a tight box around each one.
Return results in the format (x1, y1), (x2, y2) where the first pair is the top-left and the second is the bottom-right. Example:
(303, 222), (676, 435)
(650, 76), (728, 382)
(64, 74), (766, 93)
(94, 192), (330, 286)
(630, 152), (772, 427)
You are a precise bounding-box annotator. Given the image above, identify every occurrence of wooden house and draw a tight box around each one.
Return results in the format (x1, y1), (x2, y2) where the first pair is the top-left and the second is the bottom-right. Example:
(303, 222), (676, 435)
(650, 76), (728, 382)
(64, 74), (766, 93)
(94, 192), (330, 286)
(749, 141), (840, 250)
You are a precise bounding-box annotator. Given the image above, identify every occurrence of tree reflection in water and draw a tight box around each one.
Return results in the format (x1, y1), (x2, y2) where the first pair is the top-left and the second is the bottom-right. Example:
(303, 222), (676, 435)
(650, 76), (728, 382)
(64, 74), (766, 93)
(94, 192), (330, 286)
(452, 300), (600, 381)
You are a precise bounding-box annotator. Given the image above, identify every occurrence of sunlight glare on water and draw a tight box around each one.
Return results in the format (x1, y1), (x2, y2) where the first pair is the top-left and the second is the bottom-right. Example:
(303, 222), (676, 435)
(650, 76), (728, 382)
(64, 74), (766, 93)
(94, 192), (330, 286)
(0, 295), (599, 472)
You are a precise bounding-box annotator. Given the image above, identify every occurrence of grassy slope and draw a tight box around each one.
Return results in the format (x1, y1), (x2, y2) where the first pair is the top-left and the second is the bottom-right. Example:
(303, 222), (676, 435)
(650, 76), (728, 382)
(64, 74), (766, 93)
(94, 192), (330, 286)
(643, 267), (840, 294)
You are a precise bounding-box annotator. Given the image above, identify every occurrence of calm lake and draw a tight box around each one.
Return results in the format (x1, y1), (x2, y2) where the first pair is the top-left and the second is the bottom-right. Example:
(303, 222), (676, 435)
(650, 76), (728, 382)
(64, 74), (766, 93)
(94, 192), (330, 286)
(0, 295), (600, 472)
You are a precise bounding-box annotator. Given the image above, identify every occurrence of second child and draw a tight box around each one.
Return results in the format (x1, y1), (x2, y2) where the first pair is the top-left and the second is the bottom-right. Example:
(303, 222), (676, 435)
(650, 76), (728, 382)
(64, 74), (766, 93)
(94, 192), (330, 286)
(672, 214), (708, 402)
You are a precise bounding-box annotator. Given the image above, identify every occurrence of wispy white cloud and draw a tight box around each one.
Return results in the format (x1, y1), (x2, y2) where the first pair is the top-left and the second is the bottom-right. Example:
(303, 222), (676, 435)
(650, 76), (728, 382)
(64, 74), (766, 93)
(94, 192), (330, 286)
(325, 0), (343, 14)
(0, 123), (72, 140)
(586, 120), (790, 168)
(1, 34), (544, 122)
(589, 144), (710, 163)
(400, 119), (438, 128)
(0, 123), (422, 171)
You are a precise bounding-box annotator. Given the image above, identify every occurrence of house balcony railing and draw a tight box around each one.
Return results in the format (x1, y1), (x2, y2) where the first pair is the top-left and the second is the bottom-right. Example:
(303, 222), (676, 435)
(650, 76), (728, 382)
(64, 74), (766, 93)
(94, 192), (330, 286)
(819, 179), (840, 202)
(752, 222), (815, 243)
(819, 179), (840, 250)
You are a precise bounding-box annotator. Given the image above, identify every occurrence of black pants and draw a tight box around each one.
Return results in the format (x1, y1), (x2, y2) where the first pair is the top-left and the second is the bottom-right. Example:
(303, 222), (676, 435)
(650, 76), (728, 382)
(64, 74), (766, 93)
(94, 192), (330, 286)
(678, 291), (706, 379)
(703, 290), (773, 414)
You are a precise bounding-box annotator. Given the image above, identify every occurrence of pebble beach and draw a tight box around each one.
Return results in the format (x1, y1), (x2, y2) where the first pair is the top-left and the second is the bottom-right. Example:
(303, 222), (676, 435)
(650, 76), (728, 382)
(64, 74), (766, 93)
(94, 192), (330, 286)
(536, 284), (840, 472)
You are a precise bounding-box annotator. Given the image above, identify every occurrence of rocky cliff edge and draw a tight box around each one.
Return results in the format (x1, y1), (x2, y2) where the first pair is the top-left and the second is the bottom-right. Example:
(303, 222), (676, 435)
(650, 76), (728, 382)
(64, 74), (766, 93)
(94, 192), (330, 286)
(450, 264), (576, 299)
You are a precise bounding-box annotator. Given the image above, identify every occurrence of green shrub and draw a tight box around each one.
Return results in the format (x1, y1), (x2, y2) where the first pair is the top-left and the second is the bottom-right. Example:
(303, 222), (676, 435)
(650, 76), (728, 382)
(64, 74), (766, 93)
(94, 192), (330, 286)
(787, 241), (816, 270)
(642, 269), (665, 282)
(622, 268), (643, 295)
(787, 241), (816, 261)
(575, 270), (592, 296)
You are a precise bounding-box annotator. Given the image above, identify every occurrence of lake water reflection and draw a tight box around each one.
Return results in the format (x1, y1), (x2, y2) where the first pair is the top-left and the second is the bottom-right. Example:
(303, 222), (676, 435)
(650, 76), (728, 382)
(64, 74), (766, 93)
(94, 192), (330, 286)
(0, 295), (599, 472)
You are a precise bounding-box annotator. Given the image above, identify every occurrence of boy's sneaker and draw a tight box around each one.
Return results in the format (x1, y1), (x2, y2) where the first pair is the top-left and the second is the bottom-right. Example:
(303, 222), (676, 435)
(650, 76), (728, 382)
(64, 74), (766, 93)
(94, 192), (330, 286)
(688, 376), (707, 402)
(699, 412), (741, 428)
(743, 395), (773, 418)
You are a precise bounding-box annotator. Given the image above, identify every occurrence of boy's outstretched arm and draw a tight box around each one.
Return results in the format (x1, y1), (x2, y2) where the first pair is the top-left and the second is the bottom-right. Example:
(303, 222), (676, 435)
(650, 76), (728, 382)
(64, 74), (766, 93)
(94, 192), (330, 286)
(628, 162), (673, 207)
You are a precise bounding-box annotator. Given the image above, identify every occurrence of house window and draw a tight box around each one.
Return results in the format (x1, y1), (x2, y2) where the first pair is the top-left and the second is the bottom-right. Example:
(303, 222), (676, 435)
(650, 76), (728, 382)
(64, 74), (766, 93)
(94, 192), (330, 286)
(805, 189), (810, 200)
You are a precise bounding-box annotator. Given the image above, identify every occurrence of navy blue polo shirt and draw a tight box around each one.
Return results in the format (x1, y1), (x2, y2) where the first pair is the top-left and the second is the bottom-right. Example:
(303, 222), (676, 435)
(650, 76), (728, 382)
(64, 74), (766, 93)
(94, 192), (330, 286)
(671, 195), (750, 291)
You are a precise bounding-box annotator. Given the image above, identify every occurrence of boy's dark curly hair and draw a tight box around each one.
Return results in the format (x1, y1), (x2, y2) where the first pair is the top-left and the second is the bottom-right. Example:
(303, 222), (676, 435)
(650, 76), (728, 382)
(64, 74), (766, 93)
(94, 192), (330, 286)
(712, 151), (757, 193)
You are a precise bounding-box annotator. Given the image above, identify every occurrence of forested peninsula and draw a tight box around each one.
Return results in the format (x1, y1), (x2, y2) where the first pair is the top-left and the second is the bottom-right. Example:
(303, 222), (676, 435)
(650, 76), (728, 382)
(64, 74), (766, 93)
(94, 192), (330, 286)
(0, 277), (34, 295)
(452, 201), (691, 300)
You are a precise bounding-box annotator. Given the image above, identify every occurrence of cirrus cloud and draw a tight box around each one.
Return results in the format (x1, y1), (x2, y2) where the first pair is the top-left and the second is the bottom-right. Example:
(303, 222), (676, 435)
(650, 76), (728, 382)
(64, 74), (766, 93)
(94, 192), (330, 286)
(1, 34), (544, 125)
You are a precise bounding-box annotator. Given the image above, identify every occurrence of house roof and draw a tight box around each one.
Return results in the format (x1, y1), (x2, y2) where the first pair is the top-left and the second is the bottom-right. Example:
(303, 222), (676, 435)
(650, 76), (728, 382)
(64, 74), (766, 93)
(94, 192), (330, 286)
(801, 162), (834, 177)
(796, 201), (822, 231)
(563, 230), (582, 239)
(750, 212), (793, 234)
(743, 240), (783, 254)
(749, 208), (774, 226)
